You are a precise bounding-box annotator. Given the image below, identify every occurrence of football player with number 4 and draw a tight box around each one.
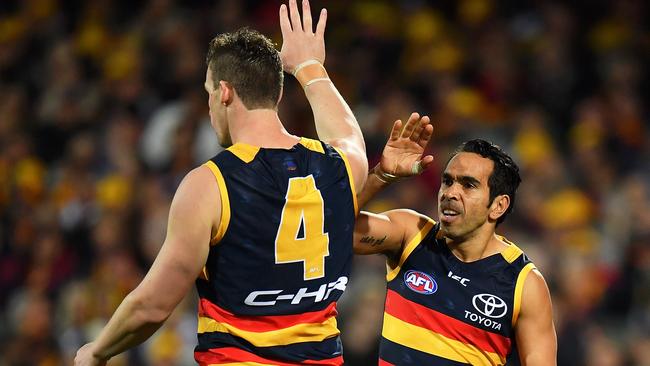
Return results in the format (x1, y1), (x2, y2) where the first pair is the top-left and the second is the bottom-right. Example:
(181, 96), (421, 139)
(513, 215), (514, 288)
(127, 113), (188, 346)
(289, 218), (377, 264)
(74, 0), (373, 365)
(354, 116), (557, 365)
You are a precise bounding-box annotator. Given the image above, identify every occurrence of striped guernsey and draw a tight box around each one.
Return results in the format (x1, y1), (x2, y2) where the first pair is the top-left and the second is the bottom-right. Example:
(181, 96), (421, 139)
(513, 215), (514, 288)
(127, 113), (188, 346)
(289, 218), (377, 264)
(379, 220), (535, 366)
(195, 137), (357, 365)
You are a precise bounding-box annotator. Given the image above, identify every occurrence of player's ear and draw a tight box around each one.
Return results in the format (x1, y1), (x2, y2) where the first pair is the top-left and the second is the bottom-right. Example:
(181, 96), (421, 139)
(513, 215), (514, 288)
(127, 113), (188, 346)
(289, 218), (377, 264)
(219, 81), (234, 106)
(488, 194), (510, 222)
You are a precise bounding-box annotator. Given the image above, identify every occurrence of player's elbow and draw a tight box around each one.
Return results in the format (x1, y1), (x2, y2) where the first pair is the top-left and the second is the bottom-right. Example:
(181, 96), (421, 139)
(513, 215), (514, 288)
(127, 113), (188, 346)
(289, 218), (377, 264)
(127, 292), (172, 326)
(353, 242), (369, 255)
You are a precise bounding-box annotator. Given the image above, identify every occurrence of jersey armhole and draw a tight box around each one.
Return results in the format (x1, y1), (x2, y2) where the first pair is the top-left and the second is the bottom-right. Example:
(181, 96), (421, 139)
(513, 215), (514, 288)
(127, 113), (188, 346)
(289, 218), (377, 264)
(332, 147), (359, 215)
(203, 161), (230, 245)
(512, 262), (536, 327)
(386, 219), (436, 282)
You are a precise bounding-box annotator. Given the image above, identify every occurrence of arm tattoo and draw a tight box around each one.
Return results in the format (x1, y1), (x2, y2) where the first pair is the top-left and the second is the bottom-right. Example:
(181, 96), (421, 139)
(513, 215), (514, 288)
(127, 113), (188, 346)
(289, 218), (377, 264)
(360, 235), (387, 247)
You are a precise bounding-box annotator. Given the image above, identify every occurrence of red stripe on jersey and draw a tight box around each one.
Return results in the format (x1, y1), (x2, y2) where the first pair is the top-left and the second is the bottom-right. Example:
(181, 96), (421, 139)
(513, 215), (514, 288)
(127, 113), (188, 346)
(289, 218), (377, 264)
(378, 358), (395, 366)
(198, 299), (338, 332)
(385, 289), (511, 356)
(195, 347), (343, 365)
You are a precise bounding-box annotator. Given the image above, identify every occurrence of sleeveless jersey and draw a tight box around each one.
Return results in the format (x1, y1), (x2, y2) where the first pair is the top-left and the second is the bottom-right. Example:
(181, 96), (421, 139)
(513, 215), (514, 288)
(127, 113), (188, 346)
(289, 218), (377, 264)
(194, 138), (358, 366)
(379, 220), (536, 366)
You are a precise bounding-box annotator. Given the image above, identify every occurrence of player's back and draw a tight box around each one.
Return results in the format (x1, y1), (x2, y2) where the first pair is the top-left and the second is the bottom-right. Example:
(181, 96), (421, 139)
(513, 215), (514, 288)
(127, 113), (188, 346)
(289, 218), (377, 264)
(194, 138), (357, 366)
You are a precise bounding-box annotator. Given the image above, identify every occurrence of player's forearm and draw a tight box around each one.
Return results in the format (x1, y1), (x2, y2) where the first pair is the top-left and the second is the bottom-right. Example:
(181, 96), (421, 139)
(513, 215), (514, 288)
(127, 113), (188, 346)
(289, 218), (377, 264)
(357, 166), (389, 208)
(91, 293), (168, 360)
(279, 1), (365, 154)
(303, 80), (365, 149)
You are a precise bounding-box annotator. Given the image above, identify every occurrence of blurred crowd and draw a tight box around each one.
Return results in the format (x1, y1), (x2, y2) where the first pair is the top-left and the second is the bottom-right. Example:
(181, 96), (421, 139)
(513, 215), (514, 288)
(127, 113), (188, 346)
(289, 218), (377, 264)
(0, 0), (648, 365)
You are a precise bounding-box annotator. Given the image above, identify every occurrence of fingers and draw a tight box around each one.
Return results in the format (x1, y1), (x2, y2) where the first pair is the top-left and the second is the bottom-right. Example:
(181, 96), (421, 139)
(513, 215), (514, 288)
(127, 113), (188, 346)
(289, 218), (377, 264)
(302, 0), (313, 33)
(412, 154), (434, 175)
(418, 122), (434, 149)
(279, 4), (292, 36)
(289, 0), (303, 32)
(411, 161), (424, 175)
(411, 156), (435, 176)
(410, 115), (430, 142)
(420, 155), (435, 169)
(315, 8), (327, 38)
(389, 120), (403, 141)
(400, 112), (420, 138)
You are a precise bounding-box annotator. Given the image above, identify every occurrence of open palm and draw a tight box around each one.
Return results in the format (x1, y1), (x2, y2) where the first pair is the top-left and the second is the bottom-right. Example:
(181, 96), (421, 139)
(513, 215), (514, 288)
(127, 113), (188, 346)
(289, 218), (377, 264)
(279, 0), (327, 73)
(380, 113), (434, 177)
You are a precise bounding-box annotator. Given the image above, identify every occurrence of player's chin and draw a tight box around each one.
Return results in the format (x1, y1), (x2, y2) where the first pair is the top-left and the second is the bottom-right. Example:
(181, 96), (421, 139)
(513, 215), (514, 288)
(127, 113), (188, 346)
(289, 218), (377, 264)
(439, 223), (463, 240)
(438, 224), (451, 237)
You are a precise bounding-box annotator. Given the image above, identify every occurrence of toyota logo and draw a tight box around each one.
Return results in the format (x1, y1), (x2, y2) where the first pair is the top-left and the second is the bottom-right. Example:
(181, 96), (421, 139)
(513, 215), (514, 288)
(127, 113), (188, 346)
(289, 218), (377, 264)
(472, 293), (508, 318)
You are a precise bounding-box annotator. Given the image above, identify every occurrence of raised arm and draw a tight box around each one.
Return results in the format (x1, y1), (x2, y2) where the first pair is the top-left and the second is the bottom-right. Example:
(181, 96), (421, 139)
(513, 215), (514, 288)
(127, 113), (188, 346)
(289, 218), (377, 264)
(357, 112), (434, 208)
(279, 0), (368, 190)
(515, 269), (557, 366)
(74, 166), (219, 366)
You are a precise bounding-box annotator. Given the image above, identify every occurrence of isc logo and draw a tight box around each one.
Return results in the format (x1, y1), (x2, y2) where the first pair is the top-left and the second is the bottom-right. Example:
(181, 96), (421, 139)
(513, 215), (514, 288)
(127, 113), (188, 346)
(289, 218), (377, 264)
(404, 270), (437, 295)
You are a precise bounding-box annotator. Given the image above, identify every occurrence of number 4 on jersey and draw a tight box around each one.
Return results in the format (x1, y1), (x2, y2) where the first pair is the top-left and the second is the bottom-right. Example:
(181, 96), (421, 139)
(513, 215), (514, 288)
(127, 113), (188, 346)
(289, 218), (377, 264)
(275, 175), (329, 280)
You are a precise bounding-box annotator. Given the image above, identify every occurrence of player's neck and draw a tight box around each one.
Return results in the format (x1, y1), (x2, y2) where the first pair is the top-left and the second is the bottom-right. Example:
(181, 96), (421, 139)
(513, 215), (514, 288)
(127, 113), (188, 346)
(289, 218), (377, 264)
(230, 108), (300, 148)
(446, 228), (507, 263)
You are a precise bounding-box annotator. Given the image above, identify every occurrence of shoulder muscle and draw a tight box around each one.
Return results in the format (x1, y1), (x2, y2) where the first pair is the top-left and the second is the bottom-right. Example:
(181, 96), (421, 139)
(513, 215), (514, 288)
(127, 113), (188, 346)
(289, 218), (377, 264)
(515, 269), (557, 366)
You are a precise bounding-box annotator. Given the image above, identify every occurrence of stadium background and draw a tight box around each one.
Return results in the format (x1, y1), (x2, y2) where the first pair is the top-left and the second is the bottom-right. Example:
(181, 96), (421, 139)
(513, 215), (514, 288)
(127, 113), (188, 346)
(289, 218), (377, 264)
(0, 0), (648, 365)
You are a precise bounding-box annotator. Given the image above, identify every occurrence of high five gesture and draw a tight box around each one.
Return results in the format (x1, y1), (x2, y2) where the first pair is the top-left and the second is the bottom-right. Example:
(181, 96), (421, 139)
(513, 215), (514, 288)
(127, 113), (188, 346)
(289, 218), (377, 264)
(280, 0), (368, 192)
(279, 0), (327, 72)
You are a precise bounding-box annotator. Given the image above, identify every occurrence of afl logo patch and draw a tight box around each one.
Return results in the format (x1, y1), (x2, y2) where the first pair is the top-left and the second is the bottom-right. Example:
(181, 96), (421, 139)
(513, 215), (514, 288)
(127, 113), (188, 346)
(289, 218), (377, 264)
(404, 270), (438, 295)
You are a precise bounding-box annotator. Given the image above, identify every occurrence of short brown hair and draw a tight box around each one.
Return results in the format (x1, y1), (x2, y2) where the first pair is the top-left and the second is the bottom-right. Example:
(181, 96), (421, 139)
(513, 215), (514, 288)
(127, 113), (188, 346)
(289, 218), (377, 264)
(206, 28), (283, 110)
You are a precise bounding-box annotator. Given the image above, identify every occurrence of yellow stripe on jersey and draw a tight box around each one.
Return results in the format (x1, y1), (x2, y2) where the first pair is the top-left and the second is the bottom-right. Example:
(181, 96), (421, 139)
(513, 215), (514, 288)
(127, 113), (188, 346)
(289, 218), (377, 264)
(203, 161), (231, 245)
(197, 316), (340, 347)
(382, 313), (504, 366)
(199, 266), (209, 280)
(386, 218), (436, 282)
(299, 137), (325, 154)
(498, 237), (523, 264)
(512, 262), (536, 327)
(332, 147), (358, 215)
(227, 143), (260, 163)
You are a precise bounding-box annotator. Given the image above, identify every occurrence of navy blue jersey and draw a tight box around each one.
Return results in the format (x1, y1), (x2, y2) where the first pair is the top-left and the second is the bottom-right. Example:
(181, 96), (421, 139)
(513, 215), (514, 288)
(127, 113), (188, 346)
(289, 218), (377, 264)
(379, 220), (535, 366)
(194, 138), (357, 366)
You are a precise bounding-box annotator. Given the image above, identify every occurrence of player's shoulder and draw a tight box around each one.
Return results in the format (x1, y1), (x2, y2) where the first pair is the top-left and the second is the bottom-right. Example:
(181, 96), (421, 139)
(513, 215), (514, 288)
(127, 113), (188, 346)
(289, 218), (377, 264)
(180, 165), (221, 196)
(211, 143), (260, 166)
(519, 266), (552, 318)
(497, 236), (536, 268)
(168, 165), (221, 225)
(297, 137), (349, 162)
(524, 267), (548, 292)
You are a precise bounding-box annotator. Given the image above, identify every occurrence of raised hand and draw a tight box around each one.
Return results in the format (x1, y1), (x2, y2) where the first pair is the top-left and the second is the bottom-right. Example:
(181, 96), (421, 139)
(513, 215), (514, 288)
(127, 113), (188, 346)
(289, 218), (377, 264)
(379, 113), (434, 178)
(279, 0), (327, 73)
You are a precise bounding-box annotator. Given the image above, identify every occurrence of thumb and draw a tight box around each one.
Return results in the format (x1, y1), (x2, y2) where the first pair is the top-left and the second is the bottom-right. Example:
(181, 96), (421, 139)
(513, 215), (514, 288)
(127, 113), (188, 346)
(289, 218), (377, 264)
(419, 155), (434, 170)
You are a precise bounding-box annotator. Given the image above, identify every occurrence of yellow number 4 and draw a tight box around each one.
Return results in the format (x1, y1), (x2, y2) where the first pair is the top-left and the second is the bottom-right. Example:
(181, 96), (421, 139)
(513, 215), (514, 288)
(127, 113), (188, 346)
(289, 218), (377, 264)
(275, 175), (329, 280)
